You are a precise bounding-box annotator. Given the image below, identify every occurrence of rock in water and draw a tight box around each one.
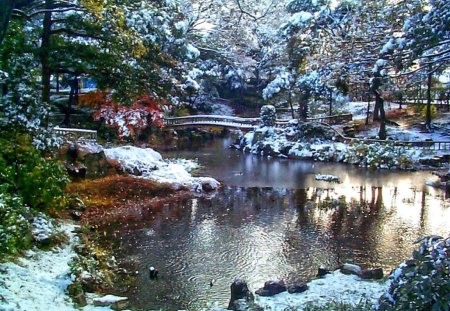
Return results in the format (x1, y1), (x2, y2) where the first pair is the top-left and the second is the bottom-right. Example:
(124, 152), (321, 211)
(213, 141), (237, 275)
(255, 280), (287, 297)
(287, 282), (308, 294)
(228, 279), (253, 310)
(317, 267), (330, 277)
(360, 268), (384, 280)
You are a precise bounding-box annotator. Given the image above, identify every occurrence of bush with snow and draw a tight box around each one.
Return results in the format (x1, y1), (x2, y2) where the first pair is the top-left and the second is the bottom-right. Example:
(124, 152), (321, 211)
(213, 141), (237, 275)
(0, 133), (69, 257)
(378, 236), (450, 311)
(343, 142), (413, 170)
(260, 105), (277, 127)
(0, 193), (32, 257)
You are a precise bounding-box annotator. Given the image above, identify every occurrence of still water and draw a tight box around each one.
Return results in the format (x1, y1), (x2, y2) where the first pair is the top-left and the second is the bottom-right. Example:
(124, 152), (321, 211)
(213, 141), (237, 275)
(109, 138), (449, 310)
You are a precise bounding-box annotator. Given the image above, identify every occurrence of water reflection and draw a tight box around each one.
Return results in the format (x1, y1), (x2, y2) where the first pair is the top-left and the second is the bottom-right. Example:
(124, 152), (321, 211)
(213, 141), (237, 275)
(106, 138), (450, 310)
(110, 185), (449, 311)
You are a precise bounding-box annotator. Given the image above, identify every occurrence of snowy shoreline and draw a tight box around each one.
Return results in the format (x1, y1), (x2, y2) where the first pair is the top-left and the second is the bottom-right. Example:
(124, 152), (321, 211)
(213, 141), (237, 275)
(238, 122), (449, 171)
(0, 222), (111, 311)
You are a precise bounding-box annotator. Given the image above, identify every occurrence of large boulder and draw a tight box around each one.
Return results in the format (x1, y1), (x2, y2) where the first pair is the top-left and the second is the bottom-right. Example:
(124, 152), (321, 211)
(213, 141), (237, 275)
(255, 280), (287, 297)
(228, 279), (254, 310)
(76, 142), (117, 178)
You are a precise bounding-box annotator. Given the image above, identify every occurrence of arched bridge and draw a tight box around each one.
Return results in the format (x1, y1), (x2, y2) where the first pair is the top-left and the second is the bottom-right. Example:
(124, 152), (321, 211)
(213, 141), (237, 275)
(163, 114), (354, 130)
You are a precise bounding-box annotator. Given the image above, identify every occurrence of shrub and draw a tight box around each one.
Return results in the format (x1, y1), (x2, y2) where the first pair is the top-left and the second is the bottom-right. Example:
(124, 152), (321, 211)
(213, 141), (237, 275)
(0, 132), (69, 257)
(0, 192), (32, 257)
(260, 105), (277, 127)
(378, 236), (450, 311)
(344, 142), (413, 169)
(0, 133), (69, 212)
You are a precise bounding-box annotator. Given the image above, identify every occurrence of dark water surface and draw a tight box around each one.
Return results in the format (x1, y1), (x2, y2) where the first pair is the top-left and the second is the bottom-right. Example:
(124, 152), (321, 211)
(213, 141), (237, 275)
(109, 138), (449, 310)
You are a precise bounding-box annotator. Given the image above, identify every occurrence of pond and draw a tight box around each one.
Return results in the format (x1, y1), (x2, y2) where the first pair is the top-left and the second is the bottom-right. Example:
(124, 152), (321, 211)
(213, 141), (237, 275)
(108, 138), (449, 311)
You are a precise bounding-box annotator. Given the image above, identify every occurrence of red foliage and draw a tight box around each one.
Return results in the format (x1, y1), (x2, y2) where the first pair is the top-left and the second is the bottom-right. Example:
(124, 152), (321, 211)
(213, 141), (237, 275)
(92, 95), (165, 139)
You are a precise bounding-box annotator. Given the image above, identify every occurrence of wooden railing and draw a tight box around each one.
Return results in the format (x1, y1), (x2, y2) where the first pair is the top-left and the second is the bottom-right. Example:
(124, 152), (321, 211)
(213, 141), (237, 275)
(53, 126), (97, 141)
(164, 115), (260, 130)
(164, 114), (353, 129)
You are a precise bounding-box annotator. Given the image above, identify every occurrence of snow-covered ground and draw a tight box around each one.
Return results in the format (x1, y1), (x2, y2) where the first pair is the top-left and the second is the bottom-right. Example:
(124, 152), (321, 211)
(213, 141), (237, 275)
(0, 223), (112, 311)
(255, 271), (388, 310)
(104, 146), (220, 192)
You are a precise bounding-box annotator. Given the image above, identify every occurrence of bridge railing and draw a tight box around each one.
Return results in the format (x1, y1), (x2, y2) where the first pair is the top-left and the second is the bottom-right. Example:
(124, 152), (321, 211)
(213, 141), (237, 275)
(53, 126), (97, 141)
(164, 115), (260, 128)
(164, 114), (353, 128)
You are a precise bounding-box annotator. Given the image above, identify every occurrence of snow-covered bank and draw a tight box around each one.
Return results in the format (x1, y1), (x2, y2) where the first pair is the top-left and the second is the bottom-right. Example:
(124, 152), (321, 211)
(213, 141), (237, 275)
(239, 121), (447, 170)
(0, 223), (111, 311)
(255, 271), (388, 310)
(104, 146), (220, 192)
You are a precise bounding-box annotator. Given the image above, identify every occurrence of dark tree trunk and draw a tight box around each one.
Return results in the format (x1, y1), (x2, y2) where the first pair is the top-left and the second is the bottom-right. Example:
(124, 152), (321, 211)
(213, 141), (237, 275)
(40, 0), (53, 104)
(63, 77), (77, 126)
(365, 86), (371, 125)
(0, 0), (15, 46)
(328, 88), (333, 116)
(298, 92), (309, 121)
(425, 67), (432, 129)
(375, 91), (386, 140)
(371, 74), (386, 140)
(373, 96), (380, 121)
(288, 90), (295, 119)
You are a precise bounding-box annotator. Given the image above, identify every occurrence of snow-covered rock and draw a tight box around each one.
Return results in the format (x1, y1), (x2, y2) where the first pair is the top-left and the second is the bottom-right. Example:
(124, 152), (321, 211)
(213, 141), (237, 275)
(32, 215), (55, 243)
(105, 146), (219, 192)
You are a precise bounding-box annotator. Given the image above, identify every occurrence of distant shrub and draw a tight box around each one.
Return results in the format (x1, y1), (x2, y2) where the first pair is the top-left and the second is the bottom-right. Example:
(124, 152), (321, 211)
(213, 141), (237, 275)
(260, 105), (277, 127)
(378, 236), (450, 311)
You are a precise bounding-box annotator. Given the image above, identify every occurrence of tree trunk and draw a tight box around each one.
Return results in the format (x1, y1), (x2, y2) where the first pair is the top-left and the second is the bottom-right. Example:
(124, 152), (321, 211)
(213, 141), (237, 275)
(328, 88), (333, 116)
(365, 87), (371, 125)
(288, 90), (295, 119)
(373, 95), (380, 121)
(40, 0), (53, 104)
(425, 67), (432, 129)
(375, 91), (386, 140)
(298, 92), (309, 121)
(63, 77), (77, 126)
(371, 74), (386, 140)
(0, 0), (15, 46)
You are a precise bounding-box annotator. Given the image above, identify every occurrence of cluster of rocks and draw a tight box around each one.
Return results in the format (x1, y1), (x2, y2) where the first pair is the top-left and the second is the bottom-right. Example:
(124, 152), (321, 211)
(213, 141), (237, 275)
(225, 263), (383, 311)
